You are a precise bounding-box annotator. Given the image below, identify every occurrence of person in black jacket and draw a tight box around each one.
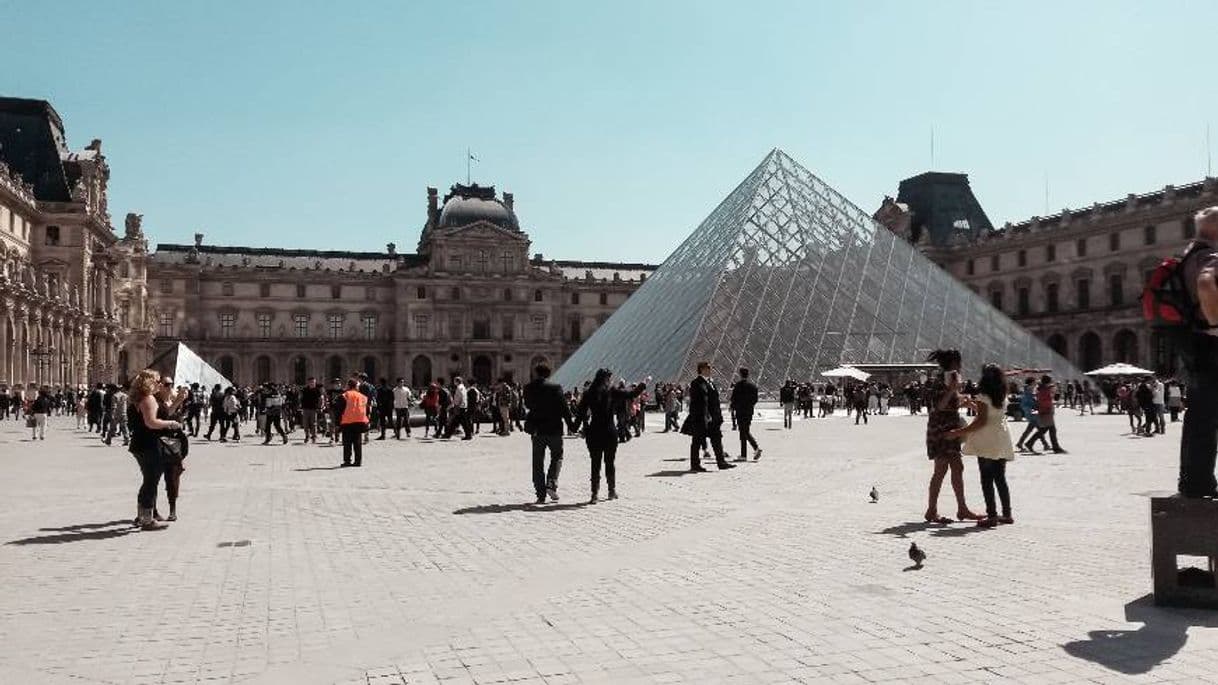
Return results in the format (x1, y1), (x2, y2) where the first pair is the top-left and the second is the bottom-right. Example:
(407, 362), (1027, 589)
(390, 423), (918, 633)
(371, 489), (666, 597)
(729, 367), (762, 462)
(573, 368), (647, 502)
(523, 363), (575, 504)
(681, 361), (736, 472)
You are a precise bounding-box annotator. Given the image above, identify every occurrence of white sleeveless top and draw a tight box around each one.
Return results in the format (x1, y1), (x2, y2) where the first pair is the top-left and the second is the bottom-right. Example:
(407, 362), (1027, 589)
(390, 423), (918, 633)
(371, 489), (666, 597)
(962, 398), (1015, 461)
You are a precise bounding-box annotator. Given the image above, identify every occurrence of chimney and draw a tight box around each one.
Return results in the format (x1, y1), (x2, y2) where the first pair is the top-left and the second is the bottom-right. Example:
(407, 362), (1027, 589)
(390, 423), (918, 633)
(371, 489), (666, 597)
(194, 232), (204, 247)
(427, 187), (439, 225)
(504, 192), (514, 210)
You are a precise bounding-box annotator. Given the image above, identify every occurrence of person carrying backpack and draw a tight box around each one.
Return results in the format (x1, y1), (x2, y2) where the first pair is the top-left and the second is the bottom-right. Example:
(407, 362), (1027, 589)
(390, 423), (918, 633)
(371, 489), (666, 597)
(1146, 207), (1218, 496)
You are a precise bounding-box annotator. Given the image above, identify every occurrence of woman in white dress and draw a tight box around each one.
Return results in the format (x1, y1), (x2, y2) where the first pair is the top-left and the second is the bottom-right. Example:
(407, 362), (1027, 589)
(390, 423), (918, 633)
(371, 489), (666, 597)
(947, 364), (1016, 527)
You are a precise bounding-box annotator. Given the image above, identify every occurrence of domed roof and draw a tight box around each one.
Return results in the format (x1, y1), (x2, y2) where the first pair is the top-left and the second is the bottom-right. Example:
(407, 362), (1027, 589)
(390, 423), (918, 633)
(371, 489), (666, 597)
(437, 183), (518, 230)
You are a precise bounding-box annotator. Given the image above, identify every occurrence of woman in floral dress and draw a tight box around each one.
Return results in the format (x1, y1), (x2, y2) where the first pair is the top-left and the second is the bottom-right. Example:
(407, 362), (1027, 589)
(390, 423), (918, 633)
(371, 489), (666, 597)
(924, 349), (981, 524)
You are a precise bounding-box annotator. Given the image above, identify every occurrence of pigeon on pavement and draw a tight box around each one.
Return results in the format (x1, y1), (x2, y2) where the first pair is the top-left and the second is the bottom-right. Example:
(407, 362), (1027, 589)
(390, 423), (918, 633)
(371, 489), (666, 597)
(869, 486), (879, 503)
(908, 542), (926, 568)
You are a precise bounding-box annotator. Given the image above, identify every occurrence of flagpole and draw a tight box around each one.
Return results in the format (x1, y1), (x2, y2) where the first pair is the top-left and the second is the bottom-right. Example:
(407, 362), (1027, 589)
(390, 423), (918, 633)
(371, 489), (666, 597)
(467, 147), (471, 185)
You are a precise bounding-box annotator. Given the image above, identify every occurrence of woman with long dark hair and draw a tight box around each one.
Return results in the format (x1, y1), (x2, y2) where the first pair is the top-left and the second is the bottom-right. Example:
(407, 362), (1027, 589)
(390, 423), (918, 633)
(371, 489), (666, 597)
(923, 349), (980, 524)
(128, 369), (184, 530)
(574, 369), (646, 503)
(947, 364), (1016, 527)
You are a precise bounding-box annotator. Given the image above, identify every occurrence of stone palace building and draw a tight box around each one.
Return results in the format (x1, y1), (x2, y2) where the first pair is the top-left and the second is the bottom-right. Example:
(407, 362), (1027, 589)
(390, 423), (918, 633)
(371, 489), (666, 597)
(146, 183), (656, 387)
(0, 97), (151, 390)
(875, 171), (1218, 374)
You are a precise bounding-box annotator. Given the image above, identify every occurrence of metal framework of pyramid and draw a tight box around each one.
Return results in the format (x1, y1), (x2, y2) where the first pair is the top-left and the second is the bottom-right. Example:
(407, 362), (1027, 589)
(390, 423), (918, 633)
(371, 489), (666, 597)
(555, 149), (1078, 390)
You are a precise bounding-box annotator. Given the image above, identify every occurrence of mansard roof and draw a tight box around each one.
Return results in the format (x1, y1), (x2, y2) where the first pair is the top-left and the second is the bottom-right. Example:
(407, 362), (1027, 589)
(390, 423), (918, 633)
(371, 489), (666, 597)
(0, 96), (73, 202)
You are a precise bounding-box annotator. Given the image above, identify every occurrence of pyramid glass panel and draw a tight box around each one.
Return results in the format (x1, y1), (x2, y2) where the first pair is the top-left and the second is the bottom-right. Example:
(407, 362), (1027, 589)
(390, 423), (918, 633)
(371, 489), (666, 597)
(555, 149), (1079, 390)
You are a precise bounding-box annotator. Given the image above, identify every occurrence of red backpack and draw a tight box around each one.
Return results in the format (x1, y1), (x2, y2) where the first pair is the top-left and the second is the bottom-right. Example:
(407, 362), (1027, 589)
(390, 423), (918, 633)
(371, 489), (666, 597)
(1142, 244), (1212, 330)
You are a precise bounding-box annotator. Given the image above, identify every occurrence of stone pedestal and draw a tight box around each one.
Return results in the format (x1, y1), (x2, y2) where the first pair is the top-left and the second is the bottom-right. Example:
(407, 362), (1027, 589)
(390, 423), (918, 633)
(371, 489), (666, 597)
(1151, 496), (1218, 608)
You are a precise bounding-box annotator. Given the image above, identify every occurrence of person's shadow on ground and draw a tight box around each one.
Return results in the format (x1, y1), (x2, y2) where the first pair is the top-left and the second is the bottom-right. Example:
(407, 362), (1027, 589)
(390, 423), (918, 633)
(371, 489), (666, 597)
(7, 520), (135, 545)
(453, 502), (589, 515)
(1063, 594), (1218, 674)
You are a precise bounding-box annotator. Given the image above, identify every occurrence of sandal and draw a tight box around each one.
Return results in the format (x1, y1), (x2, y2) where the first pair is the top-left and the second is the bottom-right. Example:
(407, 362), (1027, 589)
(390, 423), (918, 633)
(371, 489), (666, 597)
(924, 513), (954, 524)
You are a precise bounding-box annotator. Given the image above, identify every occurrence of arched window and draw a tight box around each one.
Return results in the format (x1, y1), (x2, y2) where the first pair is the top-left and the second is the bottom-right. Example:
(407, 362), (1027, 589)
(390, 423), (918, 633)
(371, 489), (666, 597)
(411, 355), (432, 387)
(1079, 332), (1102, 372)
(292, 357), (308, 385)
(362, 355), (377, 379)
(255, 355), (272, 384)
(534, 289), (543, 302)
(218, 355), (235, 382)
(1047, 334), (1068, 361)
(503, 288), (512, 301)
(326, 355), (343, 381)
(1114, 329), (1139, 364)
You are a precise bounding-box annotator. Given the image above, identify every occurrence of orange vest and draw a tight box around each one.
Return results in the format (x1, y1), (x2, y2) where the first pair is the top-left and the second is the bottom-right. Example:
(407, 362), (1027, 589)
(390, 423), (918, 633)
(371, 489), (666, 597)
(340, 390), (369, 425)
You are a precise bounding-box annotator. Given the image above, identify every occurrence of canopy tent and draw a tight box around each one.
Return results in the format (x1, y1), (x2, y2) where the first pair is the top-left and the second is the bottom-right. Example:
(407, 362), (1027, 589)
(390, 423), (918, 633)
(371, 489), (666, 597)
(821, 366), (871, 381)
(1085, 362), (1155, 377)
(147, 342), (232, 389)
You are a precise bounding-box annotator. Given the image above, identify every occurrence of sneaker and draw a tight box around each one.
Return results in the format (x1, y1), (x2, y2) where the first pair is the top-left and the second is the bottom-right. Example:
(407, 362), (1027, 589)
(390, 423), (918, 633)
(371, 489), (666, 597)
(690, 465), (708, 473)
(734, 456), (748, 462)
(998, 516), (1015, 524)
(754, 449), (763, 462)
(976, 517), (999, 528)
(141, 520), (169, 531)
(589, 494), (598, 504)
(607, 491), (618, 500)
(547, 488), (559, 503)
(340, 462), (352, 468)
(534, 496), (546, 505)
(717, 462), (736, 470)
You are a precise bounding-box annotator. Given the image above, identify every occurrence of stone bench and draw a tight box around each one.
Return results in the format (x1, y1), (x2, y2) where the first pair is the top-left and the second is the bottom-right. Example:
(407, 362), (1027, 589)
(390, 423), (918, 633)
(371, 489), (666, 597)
(1151, 496), (1218, 608)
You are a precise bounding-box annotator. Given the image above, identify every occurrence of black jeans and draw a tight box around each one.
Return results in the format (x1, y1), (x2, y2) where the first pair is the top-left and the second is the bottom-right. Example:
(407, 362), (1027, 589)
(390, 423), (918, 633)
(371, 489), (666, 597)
(589, 441), (617, 495)
(205, 410), (223, 438)
(1029, 420), (1061, 451)
(1179, 335), (1218, 497)
(341, 424), (364, 465)
(690, 434), (727, 469)
(977, 457), (1010, 518)
(135, 448), (163, 509)
(737, 416), (758, 457)
(262, 414), (286, 443)
(394, 409), (411, 438)
(1015, 420), (1049, 450)
(531, 433), (563, 498)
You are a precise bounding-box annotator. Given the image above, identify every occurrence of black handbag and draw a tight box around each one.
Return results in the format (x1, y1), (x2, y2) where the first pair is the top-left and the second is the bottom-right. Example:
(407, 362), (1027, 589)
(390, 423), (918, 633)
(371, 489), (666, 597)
(158, 431), (188, 463)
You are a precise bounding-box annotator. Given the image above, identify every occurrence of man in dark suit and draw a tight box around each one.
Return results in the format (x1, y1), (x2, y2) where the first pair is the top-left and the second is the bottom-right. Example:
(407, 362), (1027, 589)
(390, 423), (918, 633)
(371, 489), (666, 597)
(729, 367), (762, 461)
(523, 362), (575, 504)
(682, 361), (736, 472)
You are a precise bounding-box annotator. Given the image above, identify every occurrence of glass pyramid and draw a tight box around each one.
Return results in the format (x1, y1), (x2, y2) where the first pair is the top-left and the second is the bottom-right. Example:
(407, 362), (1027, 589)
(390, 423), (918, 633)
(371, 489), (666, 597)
(555, 149), (1078, 390)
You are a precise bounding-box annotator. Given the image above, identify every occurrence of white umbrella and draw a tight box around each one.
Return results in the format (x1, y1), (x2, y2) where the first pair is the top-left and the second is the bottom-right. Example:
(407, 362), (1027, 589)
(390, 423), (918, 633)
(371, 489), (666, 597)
(1085, 362), (1155, 377)
(821, 366), (871, 381)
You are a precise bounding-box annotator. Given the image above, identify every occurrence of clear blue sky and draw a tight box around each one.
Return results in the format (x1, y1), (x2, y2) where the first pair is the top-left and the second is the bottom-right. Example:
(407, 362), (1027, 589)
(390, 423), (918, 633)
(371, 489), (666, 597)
(4, 1), (1216, 262)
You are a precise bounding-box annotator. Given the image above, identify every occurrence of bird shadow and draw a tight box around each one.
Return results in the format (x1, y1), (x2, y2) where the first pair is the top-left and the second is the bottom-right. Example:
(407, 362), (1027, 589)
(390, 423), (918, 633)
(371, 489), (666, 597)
(646, 470), (696, 478)
(902, 564), (924, 572)
(1062, 594), (1218, 674)
(874, 521), (945, 538)
(293, 465), (345, 472)
(7, 524), (135, 545)
(452, 502), (589, 515)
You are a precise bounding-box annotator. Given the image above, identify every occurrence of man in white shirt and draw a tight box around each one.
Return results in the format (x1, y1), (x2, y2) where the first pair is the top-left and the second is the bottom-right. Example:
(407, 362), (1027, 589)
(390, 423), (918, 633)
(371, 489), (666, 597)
(1151, 378), (1166, 435)
(448, 376), (472, 440)
(393, 378), (414, 439)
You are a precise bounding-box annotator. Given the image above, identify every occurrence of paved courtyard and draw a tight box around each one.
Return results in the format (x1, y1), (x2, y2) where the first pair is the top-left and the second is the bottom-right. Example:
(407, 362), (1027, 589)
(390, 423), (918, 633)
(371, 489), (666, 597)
(1, 407), (1215, 684)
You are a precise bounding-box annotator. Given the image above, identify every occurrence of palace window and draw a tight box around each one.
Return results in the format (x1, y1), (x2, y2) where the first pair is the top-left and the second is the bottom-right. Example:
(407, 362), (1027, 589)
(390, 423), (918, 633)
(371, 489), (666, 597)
(327, 313), (344, 339)
(1077, 279), (1090, 310)
(219, 312), (236, 338)
(160, 278), (173, 294)
(990, 290), (1003, 311)
(451, 287), (461, 301)
(362, 313), (377, 340)
(222, 281), (234, 296)
(1185, 216), (1197, 239)
(534, 289), (543, 302)
(503, 288), (513, 301)
(1046, 283), (1060, 313)
(330, 284), (342, 299)
(257, 312), (272, 338)
(1045, 244), (1057, 262)
(365, 287), (376, 301)
(158, 312), (174, 337)
(413, 314), (430, 339)
(120, 303), (131, 328)
(45, 225), (60, 246)
(532, 314), (546, 340)
(1076, 238), (1088, 257)
(599, 293), (608, 306)
(448, 254), (462, 270)
(259, 283), (271, 298)
(1144, 224), (1157, 245)
(1109, 232), (1121, 251)
(472, 317), (491, 340)
(474, 250), (489, 272)
(1017, 250), (1027, 268)
(501, 252), (514, 272)
(1109, 274), (1124, 306)
(571, 292), (581, 305)
(416, 285), (427, 299)
(966, 259), (975, 276)
(296, 283), (307, 298)
(293, 313), (309, 338)
(989, 255), (999, 272)
(1017, 288), (1030, 316)
(502, 314), (514, 341)
(568, 318), (581, 343)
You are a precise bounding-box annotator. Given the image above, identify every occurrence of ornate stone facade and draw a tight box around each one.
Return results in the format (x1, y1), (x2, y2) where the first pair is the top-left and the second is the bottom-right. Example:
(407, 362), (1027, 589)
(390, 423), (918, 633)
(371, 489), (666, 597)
(0, 97), (151, 389)
(147, 183), (656, 387)
(876, 174), (1218, 374)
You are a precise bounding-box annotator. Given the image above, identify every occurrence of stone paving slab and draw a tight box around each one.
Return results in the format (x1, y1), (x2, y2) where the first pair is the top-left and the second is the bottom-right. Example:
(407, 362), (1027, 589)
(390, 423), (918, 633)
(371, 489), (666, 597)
(1, 409), (1216, 684)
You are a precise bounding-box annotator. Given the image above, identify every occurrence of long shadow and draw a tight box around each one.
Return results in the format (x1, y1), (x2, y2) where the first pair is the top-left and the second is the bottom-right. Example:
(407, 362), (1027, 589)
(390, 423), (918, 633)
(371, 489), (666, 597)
(1063, 594), (1218, 674)
(874, 521), (945, 538)
(660, 458), (688, 463)
(646, 469), (696, 478)
(293, 465), (345, 472)
(453, 502), (589, 515)
(929, 524), (991, 537)
(39, 519), (130, 532)
(7, 526), (135, 545)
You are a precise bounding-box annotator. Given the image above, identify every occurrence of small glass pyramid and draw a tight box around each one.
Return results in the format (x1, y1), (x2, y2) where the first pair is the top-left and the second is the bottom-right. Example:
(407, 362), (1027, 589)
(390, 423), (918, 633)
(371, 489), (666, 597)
(555, 149), (1078, 389)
